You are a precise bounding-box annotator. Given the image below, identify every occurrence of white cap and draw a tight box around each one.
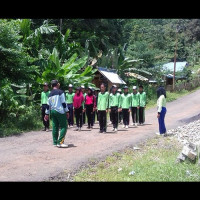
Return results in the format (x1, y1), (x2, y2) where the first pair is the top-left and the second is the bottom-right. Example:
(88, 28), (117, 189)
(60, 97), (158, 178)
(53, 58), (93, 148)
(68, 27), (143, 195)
(69, 84), (73, 87)
(81, 85), (85, 89)
(133, 86), (137, 90)
(113, 85), (117, 88)
(117, 89), (122, 92)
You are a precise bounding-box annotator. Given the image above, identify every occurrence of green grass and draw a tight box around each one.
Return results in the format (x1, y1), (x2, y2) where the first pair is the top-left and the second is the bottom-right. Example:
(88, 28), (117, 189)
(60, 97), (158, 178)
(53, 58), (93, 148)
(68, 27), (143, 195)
(73, 137), (200, 182)
(146, 86), (200, 109)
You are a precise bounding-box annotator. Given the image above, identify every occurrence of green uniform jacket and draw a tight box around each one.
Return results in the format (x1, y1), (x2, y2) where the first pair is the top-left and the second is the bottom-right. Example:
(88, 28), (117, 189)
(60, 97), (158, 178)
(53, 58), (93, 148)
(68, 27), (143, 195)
(139, 91), (146, 107)
(120, 93), (131, 109)
(66, 92), (75, 104)
(41, 91), (50, 106)
(157, 95), (166, 113)
(82, 93), (86, 109)
(97, 92), (109, 111)
(131, 92), (140, 107)
(109, 92), (120, 108)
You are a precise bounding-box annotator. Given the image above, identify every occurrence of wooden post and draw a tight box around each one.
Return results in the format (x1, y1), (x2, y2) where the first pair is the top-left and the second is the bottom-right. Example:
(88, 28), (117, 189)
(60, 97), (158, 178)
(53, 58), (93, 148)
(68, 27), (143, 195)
(173, 29), (178, 91)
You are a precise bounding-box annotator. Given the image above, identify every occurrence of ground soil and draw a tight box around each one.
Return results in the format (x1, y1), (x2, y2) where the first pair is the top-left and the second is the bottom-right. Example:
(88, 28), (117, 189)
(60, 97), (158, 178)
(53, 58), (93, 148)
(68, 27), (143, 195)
(0, 89), (200, 181)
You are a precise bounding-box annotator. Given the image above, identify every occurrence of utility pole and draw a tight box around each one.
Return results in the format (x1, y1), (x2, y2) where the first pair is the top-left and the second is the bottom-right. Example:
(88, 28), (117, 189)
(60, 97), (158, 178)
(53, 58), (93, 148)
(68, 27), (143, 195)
(173, 28), (178, 91)
(60, 19), (62, 33)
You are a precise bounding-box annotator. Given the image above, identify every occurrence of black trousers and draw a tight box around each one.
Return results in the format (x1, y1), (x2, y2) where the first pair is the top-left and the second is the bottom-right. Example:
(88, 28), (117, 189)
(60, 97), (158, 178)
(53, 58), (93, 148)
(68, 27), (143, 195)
(67, 103), (74, 126)
(139, 107), (145, 124)
(119, 111), (122, 123)
(110, 106), (118, 128)
(82, 110), (86, 124)
(75, 106), (83, 128)
(86, 104), (94, 127)
(131, 107), (138, 123)
(122, 109), (130, 125)
(42, 104), (49, 129)
(98, 110), (107, 132)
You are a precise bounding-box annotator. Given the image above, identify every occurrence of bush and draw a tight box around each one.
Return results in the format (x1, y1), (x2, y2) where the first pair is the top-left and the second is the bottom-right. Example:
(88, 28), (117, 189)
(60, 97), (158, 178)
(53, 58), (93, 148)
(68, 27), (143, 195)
(0, 105), (43, 137)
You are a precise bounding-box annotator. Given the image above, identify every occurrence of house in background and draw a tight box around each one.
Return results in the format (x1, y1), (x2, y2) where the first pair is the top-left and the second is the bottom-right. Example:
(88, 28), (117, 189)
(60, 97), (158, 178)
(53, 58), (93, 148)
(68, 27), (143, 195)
(92, 67), (126, 91)
(163, 61), (188, 91)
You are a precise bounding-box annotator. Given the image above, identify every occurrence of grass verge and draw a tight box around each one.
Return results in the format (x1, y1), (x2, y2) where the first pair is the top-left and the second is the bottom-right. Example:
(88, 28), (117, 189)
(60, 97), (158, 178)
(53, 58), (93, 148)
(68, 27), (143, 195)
(146, 86), (200, 109)
(73, 136), (200, 182)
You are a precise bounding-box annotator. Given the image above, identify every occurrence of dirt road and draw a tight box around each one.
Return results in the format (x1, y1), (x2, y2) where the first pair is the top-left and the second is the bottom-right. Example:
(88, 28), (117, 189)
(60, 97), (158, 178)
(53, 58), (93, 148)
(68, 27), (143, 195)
(0, 89), (200, 181)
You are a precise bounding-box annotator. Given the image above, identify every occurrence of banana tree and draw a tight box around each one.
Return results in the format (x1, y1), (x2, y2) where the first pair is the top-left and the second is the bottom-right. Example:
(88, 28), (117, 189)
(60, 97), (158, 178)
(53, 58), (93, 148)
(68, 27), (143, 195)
(36, 47), (97, 90)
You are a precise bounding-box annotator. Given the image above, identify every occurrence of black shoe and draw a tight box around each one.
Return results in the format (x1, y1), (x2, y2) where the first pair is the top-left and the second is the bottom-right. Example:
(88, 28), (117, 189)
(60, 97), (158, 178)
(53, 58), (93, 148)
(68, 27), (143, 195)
(99, 130), (103, 133)
(87, 126), (90, 129)
(42, 128), (46, 131)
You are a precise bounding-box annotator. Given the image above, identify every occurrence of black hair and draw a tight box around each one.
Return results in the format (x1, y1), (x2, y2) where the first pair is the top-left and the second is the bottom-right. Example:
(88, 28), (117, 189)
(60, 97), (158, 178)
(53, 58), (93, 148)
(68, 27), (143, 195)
(157, 86), (166, 98)
(139, 85), (143, 89)
(88, 88), (93, 96)
(51, 80), (58, 87)
(100, 83), (106, 87)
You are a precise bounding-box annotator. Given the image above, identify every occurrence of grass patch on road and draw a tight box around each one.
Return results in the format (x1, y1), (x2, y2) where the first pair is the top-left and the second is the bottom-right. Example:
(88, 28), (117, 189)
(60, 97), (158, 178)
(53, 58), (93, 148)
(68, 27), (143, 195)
(73, 136), (200, 182)
(146, 86), (200, 109)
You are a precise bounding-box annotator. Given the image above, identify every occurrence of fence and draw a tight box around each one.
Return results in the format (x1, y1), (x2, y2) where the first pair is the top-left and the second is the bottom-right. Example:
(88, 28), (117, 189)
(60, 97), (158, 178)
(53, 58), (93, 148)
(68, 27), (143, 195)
(166, 77), (200, 92)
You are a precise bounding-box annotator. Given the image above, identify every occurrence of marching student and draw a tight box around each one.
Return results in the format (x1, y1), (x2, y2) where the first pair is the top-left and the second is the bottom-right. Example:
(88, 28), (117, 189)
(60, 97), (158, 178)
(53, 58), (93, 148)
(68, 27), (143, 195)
(156, 86), (167, 136)
(84, 87), (96, 129)
(130, 86), (140, 127)
(94, 89), (100, 123)
(44, 80), (69, 148)
(66, 84), (75, 128)
(138, 85), (146, 125)
(97, 83), (109, 133)
(108, 85), (121, 132)
(41, 82), (50, 132)
(117, 88), (122, 124)
(119, 86), (131, 129)
(81, 85), (86, 125)
(73, 87), (84, 131)
(108, 86), (113, 126)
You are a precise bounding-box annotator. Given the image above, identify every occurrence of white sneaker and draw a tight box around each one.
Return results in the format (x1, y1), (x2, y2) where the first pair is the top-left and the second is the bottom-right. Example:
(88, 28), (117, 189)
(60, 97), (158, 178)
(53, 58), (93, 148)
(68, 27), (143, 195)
(78, 127), (81, 131)
(155, 132), (161, 136)
(114, 128), (118, 132)
(57, 143), (68, 148)
(135, 123), (138, 127)
(108, 121), (112, 125)
(122, 125), (125, 128)
(74, 127), (79, 131)
(112, 128), (115, 131)
(70, 125), (73, 128)
(125, 125), (129, 129)
(132, 123), (135, 126)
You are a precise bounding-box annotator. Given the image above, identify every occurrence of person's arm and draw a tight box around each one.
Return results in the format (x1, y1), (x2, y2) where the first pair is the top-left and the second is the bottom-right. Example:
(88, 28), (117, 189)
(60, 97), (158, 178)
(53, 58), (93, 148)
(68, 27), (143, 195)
(44, 97), (50, 121)
(128, 94), (131, 112)
(144, 92), (147, 107)
(108, 94), (111, 110)
(60, 92), (69, 113)
(106, 93), (109, 112)
(157, 96), (163, 118)
(93, 95), (97, 108)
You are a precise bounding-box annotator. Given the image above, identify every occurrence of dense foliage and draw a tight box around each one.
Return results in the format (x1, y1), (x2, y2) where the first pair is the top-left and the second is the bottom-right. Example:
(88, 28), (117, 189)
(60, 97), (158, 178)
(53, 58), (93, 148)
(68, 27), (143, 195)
(1, 18), (200, 136)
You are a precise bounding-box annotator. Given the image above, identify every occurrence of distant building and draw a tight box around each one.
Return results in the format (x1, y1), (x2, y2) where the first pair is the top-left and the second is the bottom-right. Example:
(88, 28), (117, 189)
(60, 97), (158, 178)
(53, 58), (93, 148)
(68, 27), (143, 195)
(163, 61), (188, 72)
(92, 67), (126, 91)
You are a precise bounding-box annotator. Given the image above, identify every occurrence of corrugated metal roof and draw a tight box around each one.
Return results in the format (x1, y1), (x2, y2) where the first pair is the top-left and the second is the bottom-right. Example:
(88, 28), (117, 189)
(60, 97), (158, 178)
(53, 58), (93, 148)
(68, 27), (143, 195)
(125, 72), (148, 81)
(163, 62), (188, 72)
(98, 67), (126, 84)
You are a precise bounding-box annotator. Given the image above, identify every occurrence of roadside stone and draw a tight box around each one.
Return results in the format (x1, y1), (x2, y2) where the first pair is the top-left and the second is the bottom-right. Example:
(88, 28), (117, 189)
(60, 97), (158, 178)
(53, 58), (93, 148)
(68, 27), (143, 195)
(177, 153), (186, 162)
(133, 147), (140, 150)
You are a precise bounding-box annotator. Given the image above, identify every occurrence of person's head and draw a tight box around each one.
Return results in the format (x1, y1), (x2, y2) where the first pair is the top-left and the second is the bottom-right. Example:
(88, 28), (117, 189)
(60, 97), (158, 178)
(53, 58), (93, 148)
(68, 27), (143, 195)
(132, 86), (137, 93)
(81, 85), (85, 93)
(51, 80), (60, 89)
(75, 87), (81, 94)
(68, 84), (73, 92)
(117, 88), (122, 94)
(112, 85), (117, 94)
(123, 86), (128, 94)
(43, 83), (49, 91)
(139, 85), (143, 93)
(157, 86), (166, 98)
(87, 87), (93, 96)
(100, 83), (106, 93)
